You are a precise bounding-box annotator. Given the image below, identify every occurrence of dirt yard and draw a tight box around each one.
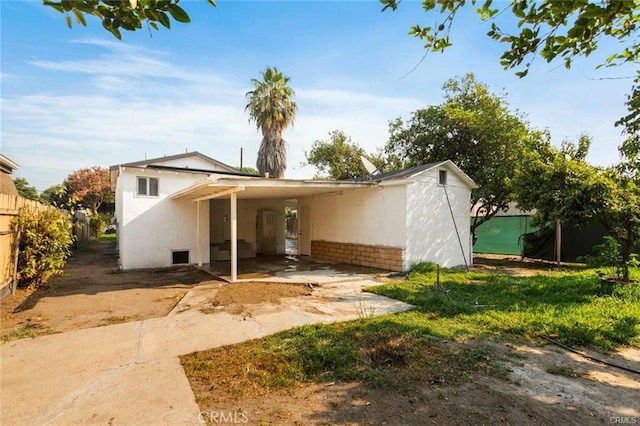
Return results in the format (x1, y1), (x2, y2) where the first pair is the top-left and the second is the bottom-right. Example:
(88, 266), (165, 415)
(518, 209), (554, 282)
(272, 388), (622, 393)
(0, 239), (215, 339)
(2, 244), (638, 424)
(203, 343), (639, 425)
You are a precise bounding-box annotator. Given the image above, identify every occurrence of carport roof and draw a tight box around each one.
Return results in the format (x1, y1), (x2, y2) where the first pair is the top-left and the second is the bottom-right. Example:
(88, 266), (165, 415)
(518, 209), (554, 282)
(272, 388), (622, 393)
(169, 176), (378, 201)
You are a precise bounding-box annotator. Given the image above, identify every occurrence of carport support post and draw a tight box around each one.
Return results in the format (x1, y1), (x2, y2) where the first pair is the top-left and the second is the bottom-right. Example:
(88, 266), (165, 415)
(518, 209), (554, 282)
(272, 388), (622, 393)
(196, 200), (202, 267)
(230, 191), (238, 282)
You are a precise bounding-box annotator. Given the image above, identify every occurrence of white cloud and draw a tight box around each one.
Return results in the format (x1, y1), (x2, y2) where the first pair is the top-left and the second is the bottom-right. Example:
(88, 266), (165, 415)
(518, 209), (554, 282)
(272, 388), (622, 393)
(3, 40), (425, 189)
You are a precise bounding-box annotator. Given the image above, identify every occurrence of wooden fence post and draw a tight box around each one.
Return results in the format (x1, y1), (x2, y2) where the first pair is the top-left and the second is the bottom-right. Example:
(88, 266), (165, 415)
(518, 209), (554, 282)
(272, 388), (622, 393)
(11, 228), (21, 295)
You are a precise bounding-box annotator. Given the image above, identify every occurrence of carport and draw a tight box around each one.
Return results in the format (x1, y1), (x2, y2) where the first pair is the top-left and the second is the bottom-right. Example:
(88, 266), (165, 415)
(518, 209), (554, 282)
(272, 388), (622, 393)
(169, 175), (375, 282)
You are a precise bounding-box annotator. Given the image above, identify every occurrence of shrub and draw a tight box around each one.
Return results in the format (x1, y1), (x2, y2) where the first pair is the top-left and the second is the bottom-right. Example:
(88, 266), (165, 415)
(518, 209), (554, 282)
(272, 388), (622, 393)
(578, 236), (639, 281)
(89, 212), (113, 238)
(10, 206), (73, 289)
(89, 216), (104, 238)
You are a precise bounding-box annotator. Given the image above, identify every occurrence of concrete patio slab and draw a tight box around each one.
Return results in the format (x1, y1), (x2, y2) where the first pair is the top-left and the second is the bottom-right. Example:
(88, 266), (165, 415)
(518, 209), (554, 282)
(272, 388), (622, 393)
(1, 277), (412, 425)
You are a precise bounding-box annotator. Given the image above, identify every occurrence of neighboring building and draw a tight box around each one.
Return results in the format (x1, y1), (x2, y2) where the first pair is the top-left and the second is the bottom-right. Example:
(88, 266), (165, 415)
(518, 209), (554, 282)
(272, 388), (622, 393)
(0, 154), (19, 196)
(1, 154), (20, 299)
(110, 152), (477, 280)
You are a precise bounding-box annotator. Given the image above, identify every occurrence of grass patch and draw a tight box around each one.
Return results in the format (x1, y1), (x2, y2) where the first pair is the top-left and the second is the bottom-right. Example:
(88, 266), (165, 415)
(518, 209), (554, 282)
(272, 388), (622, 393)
(1, 322), (55, 342)
(182, 267), (639, 408)
(181, 318), (510, 406)
(545, 364), (587, 379)
(98, 233), (117, 241)
(98, 315), (130, 326)
(369, 268), (640, 352)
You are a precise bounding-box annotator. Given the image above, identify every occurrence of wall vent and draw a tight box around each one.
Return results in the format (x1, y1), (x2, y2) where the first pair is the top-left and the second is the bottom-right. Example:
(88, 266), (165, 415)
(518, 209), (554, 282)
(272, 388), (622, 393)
(172, 250), (189, 265)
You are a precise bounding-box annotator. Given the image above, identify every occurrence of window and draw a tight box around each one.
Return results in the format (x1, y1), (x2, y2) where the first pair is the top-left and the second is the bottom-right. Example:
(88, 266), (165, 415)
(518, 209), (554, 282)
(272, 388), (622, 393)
(137, 177), (159, 196)
(172, 250), (189, 265)
(438, 170), (448, 186)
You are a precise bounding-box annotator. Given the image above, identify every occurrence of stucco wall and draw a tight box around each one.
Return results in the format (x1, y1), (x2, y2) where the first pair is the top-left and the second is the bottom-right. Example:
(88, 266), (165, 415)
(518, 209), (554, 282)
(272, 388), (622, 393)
(209, 198), (286, 254)
(117, 168), (209, 270)
(405, 167), (472, 269)
(301, 185), (407, 250)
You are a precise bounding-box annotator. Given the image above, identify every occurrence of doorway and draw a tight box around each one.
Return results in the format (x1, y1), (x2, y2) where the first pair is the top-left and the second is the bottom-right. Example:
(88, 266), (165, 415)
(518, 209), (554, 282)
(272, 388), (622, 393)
(299, 205), (311, 256)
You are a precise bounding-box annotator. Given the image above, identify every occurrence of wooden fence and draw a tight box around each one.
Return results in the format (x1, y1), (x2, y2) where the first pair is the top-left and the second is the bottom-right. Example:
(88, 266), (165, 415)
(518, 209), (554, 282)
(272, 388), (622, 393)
(0, 194), (51, 297)
(0, 194), (90, 299)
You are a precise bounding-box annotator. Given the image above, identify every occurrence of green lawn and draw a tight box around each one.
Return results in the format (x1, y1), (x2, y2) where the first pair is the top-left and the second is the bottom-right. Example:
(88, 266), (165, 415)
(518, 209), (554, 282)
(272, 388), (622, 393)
(369, 266), (640, 352)
(181, 267), (640, 404)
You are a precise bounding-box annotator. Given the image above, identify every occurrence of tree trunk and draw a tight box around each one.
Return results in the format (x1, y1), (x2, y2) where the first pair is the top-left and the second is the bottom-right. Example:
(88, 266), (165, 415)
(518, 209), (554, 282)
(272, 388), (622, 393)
(620, 241), (632, 282)
(257, 130), (287, 178)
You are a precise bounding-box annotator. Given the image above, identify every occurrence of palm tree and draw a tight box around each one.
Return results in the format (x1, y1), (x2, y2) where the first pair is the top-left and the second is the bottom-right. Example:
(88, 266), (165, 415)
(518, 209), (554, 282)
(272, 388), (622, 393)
(245, 67), (297, 178)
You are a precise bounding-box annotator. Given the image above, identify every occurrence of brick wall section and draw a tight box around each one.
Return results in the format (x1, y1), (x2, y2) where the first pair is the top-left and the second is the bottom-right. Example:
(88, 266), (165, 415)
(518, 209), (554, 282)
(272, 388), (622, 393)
(311, 240), (404, 272)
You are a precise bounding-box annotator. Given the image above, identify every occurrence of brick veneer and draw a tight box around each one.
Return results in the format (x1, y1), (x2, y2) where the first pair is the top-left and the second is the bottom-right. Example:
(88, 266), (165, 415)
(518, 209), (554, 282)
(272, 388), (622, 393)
(311, 240), (404, 272)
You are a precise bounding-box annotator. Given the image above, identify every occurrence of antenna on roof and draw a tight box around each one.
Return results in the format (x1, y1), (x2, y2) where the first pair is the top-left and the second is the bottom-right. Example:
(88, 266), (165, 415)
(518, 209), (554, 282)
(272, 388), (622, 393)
(361, 156), (379, 176)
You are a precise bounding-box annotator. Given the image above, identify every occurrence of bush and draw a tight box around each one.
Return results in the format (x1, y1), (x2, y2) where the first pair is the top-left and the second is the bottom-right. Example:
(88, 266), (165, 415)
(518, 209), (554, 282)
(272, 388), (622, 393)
(578, 236), (639, 281)
(89, 212), (113, 238)
(89, 216), (104, 238)
(11, 206), (72, 289)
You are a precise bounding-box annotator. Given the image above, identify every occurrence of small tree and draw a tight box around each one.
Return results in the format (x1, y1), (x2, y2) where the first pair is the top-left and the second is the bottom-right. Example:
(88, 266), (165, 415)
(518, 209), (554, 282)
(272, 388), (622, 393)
(67, 166), (113, 215)
(41, 183), (70, 208)
(514, 137), (640, 281)
(11, 206), (73, 289)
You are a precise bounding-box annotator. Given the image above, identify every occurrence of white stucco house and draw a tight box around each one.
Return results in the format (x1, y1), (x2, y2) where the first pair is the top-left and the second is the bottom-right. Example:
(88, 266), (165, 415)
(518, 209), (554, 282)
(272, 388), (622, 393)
(110, 152), (477, 280)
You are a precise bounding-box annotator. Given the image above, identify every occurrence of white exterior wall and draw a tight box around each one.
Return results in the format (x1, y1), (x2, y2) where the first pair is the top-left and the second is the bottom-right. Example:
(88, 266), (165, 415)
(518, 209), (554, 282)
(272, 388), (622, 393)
(405, 167), (472, 269)
(115, 169), (125, 257)
(210, 198), (286, 254)
(301, 186), (407, 248)
(116, 168), (209, 270)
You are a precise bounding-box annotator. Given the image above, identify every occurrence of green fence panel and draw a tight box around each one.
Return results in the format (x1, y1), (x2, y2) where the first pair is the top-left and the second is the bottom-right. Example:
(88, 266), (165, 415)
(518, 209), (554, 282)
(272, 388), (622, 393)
(473, 216), (537, 255)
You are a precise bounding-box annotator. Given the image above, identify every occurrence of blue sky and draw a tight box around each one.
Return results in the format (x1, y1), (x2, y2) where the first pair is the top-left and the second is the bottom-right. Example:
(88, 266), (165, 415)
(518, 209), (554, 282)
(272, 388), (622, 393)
(1, 0), (636, 192)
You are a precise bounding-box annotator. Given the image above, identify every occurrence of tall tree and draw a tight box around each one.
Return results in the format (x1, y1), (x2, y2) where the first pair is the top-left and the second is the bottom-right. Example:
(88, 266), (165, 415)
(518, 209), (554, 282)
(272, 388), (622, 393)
(306, 130), (385, 180)
(246, 67), (297, 178)
(66, 166), (113, 214)
(43, 0), (215, 40)
(385, 73), (539, 243)
(13, 178), (40, 201)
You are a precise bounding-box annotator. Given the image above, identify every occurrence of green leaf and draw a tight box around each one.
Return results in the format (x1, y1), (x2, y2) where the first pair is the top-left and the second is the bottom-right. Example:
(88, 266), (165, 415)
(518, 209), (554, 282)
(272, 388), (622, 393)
(157, 11), (171, 28)
(72, 9), (87, 26)
(167, 4), (190, 23)
(206, 0), (217, 6)
(43, 0), (64, 13)
(65, 14), (72, 29)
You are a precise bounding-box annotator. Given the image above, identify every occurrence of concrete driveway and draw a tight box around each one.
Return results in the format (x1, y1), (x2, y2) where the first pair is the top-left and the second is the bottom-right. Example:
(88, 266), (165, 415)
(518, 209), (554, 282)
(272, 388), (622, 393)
(1, 271), (411, 425)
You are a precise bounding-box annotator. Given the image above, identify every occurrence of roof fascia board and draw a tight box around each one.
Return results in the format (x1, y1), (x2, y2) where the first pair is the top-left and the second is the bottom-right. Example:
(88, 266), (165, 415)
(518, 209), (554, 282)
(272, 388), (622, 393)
(378, 179), (414, 187)
(193, 185), (245, 202)
(408, 160), (478, 189)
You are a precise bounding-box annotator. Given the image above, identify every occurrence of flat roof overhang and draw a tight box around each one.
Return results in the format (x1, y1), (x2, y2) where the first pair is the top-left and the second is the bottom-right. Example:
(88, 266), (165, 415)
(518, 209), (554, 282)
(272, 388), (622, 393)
(169, 177), (378, 202)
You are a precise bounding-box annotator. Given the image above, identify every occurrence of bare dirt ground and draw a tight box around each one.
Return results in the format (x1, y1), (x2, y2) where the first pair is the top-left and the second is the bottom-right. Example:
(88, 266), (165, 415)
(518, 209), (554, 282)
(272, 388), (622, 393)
(2, 245), (638, 424)
(0, 239), (215, 339)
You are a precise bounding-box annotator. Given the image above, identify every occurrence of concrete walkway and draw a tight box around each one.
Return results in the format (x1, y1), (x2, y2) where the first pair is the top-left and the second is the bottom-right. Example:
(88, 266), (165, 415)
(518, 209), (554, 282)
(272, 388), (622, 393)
(1, 273), (411, 425)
